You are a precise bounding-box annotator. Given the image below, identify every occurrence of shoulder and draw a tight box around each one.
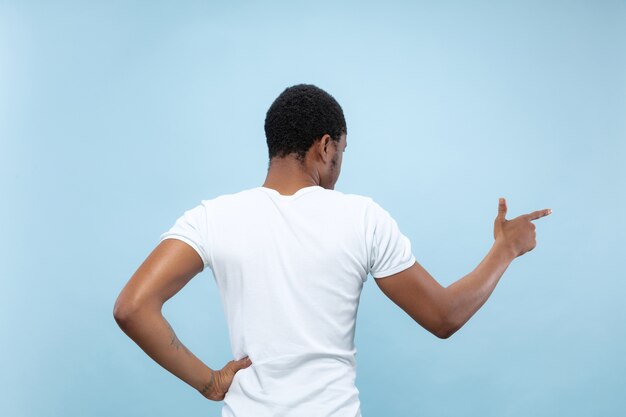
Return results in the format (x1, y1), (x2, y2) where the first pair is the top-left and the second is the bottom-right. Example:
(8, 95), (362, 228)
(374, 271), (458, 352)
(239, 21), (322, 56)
(198, 187), (379, 212)
(321, 188), (374, 206)
(330, 190), (386, 215)
(198, 187), (259, 205)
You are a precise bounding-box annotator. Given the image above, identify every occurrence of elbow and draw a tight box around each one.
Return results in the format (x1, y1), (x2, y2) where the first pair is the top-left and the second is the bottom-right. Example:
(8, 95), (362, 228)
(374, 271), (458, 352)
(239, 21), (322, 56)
(434, 311), (459, 339)
(113, 301), (132, 327)
(113, 296), (142, 328)
(423, 315), (457, 339)
(433, 288), (460, 339)
(113, 295), (161, 328)
(434, 323), (456, 339)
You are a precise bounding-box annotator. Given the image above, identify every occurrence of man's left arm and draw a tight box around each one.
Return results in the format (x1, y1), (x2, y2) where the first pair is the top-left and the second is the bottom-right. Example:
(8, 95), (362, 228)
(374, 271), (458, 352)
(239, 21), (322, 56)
(113, 238), (251, 401)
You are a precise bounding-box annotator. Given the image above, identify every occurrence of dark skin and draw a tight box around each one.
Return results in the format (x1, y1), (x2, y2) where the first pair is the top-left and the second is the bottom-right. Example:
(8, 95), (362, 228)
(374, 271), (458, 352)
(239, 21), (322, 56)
(112, 133), (345, 400)
(113, 131), (551, 401)
(113, 237), (251, 401)
(263, 133), (347, 194)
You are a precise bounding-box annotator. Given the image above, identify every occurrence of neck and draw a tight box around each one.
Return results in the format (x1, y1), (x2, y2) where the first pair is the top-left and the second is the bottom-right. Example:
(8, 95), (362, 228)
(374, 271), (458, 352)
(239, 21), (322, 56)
(262, 157), (321, 193)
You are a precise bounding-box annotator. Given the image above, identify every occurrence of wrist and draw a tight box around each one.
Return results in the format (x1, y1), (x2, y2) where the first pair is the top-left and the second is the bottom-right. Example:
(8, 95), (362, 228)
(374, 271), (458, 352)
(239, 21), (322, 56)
(197, 368), (217, 399)
(492, 239), (516, 262)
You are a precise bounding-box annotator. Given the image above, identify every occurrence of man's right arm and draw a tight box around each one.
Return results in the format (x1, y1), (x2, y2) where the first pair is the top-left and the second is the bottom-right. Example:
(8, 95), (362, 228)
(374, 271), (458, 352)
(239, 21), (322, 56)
(374, 197), (551, 339)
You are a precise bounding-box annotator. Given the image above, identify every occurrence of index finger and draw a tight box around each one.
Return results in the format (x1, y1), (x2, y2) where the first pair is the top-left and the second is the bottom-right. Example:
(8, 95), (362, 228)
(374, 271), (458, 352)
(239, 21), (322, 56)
(526, 208), (553, 221)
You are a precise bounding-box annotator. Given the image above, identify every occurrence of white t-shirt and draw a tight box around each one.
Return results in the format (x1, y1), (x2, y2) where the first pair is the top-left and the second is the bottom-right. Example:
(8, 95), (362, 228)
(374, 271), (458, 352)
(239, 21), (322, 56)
(159, 185), (416, 417)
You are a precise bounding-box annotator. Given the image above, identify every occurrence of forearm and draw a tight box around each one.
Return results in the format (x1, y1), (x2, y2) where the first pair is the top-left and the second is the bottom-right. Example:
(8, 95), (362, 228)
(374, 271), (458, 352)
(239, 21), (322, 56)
(445, 240), (516, 335)
(115, 307), (215, 394)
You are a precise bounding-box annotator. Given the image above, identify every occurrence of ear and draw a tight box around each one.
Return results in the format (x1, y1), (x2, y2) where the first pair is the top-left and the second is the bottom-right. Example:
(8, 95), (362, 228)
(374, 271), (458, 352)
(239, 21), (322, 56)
(317, 134), (333, 162)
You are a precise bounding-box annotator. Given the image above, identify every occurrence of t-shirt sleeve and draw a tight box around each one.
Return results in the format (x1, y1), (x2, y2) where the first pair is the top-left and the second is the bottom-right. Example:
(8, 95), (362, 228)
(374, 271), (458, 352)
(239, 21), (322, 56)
(366, 198), (416, 279)
(159, 201), (211, 272)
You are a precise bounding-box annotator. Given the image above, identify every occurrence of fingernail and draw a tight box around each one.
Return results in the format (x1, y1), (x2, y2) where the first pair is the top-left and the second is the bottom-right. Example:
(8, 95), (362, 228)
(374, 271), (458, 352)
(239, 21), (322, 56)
(547, 209), (552, 214)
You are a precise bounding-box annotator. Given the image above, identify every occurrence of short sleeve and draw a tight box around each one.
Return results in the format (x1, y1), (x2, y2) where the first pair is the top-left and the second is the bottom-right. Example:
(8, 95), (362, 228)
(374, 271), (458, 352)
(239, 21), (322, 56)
(159, 201), (211, 272)
(365, 198), (416, 279)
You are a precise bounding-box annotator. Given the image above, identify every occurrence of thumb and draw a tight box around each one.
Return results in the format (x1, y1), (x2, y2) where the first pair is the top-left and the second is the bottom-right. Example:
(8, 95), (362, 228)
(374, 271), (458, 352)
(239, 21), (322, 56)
(230, 356), (252, 372)
(497, 197), (507, 221)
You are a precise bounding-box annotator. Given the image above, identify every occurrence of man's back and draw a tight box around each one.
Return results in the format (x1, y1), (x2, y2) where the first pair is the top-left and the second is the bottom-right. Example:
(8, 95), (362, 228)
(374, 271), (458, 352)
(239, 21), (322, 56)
(159, 184), (416, 416)
(114, 84), (551, 416)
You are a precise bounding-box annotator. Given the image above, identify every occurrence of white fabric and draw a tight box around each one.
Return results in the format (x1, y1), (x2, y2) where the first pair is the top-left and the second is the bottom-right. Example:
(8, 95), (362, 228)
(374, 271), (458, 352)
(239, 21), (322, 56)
(159, 185), (416, 417)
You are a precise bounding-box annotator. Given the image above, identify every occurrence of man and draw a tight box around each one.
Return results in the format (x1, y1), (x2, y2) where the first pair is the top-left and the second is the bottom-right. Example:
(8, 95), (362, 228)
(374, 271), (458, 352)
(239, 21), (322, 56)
(113, 84), (552, 416)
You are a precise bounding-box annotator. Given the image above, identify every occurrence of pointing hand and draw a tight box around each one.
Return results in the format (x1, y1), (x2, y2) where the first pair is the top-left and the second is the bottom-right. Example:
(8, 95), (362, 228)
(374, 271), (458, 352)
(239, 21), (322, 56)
(493, 198), (552, 258)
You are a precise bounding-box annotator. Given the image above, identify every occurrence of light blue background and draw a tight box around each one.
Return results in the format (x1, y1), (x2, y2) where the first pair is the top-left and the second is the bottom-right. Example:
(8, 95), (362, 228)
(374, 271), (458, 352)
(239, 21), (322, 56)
(2, 1), (625, 416)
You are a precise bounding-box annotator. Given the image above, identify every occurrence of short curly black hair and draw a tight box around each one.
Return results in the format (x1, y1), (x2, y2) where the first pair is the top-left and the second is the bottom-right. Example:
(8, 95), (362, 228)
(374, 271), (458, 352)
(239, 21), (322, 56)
(264, 84), (347, 164)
